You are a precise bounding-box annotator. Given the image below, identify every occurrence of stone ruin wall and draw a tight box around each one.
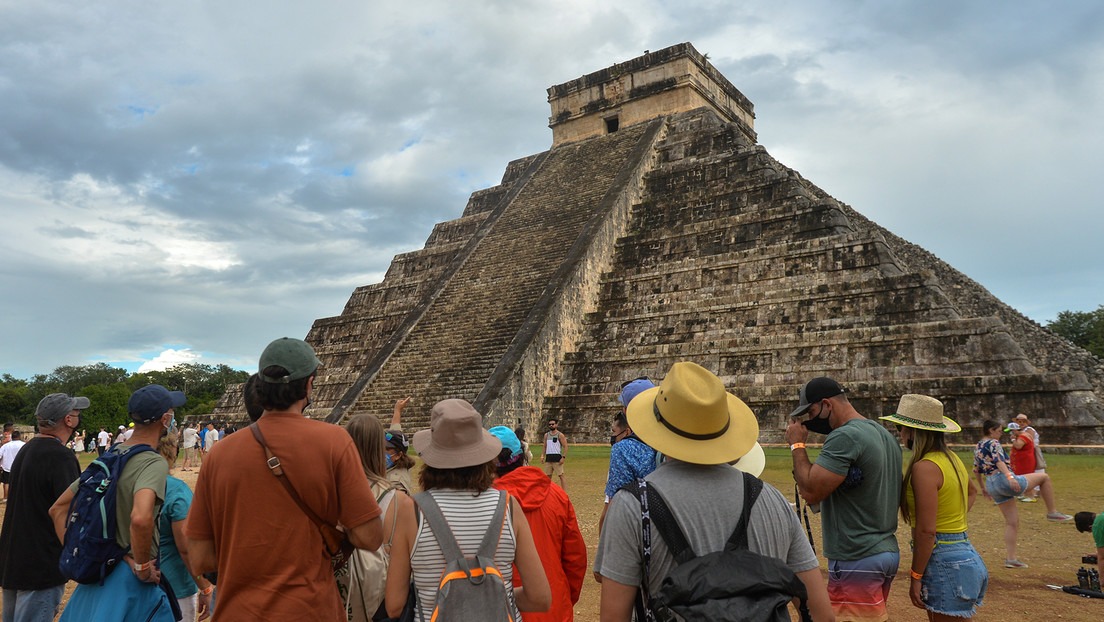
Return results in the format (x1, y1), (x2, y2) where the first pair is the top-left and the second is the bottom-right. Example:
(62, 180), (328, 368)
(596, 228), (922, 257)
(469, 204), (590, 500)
(475, 120), (667, 435)
(207, 42), (1103, 446)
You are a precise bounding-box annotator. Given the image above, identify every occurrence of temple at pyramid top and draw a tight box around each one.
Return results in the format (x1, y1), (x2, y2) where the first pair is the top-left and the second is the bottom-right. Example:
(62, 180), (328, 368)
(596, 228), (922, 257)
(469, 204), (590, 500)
(547, 43), (756, 146)
(209, 43), (1104, 444)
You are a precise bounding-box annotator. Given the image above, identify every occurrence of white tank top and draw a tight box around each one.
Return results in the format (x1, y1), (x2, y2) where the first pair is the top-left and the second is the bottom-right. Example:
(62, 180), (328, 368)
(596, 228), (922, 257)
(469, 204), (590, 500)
(545, 433), (562, 455)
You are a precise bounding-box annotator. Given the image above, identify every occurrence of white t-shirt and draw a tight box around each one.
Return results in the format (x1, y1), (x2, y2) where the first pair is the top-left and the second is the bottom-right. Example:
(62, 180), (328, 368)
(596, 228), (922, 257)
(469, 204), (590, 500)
(97, 430), (111, 447)
(0, 440), (26, 471)
(204, 429), (219, 451)
(182, 427), (199, 449)
(120, 429), (134, 442)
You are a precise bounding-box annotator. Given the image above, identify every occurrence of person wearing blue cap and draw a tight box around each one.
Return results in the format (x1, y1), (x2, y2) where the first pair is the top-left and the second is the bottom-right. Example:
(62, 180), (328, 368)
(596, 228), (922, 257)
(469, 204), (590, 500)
(51, 384), (186, 622)
(598, 378), (659, 537)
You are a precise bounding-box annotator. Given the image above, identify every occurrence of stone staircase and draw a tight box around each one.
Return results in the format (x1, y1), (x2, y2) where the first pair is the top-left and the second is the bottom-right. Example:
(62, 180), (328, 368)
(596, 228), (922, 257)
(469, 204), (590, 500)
(314, 121), (663, 430)
(542, 109), (1104, 444)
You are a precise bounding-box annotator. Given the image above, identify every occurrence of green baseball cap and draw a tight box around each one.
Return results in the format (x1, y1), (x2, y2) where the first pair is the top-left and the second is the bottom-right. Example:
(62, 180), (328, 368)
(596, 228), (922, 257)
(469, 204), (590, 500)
(258, 337), (321, 383)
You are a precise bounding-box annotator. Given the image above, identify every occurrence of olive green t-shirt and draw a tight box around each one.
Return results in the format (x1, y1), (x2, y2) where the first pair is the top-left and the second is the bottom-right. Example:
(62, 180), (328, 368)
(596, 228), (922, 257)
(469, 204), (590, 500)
(69, 443), (168, 558)
(815, 418), (902, 560)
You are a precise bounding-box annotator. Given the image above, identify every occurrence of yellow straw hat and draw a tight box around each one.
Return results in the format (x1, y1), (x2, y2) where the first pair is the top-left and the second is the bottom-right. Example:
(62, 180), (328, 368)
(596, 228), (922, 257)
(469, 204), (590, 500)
(627, 362), (758, 465)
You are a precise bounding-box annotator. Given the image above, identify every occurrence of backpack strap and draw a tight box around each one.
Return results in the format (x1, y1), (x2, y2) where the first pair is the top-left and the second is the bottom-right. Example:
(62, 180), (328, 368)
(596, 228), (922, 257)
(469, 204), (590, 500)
(638, 482), (695, 565)
(414, 490), (508, 565)
(725, 472), (764, 551)
(476, 490), (509, 560)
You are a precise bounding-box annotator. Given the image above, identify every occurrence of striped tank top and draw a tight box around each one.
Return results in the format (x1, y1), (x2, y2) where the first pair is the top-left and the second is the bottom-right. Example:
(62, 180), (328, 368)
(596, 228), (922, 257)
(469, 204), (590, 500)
(410, 488), (520, 620)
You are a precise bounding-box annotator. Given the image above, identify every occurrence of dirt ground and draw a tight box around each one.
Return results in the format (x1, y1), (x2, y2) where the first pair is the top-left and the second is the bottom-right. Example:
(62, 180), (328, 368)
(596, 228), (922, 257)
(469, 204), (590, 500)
(4, 445), (1102, 621)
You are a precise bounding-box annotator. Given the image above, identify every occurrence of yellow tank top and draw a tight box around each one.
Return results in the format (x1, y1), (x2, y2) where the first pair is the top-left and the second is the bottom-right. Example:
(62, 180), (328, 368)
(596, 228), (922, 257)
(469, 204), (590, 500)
(906, 450), (969, 534)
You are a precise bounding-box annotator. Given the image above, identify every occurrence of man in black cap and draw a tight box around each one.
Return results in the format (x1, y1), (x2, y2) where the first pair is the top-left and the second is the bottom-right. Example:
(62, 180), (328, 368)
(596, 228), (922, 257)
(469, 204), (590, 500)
(49, 384), (185, 621)
(0, 394), (85, 622)
(786, 377), (902, 622)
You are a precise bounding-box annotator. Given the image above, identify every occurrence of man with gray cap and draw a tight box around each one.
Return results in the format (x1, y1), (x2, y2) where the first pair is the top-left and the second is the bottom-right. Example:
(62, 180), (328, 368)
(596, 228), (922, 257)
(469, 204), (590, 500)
(186, 337), (383, 620)
(0, 394), (84, 622)
(786, 377), (902, 622)
(50, 384), (185, 621)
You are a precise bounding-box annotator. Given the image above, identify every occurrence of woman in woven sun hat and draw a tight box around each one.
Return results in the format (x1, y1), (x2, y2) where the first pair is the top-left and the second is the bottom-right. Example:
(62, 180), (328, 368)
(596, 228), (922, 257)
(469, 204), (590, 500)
(880, 394), (987, 620)
(383, 399), (550, 620)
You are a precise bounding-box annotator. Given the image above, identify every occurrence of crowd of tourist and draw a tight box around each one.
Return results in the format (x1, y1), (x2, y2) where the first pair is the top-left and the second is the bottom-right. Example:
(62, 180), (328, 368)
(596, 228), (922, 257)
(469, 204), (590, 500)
(0, 340), (1097, 621)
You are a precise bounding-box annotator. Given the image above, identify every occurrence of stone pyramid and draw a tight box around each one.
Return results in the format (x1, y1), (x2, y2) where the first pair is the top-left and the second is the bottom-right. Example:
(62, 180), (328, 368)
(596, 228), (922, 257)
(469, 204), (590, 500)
(212, 43), (1104, 443)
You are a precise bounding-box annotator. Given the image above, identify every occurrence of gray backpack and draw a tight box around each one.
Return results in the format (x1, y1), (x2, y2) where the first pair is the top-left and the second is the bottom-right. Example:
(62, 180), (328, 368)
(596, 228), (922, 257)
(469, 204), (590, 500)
(413, 490), (516, 622)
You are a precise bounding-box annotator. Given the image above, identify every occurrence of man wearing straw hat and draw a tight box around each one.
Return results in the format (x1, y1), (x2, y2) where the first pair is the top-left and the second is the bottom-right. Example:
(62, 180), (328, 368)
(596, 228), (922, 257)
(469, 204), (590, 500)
(595, 362), (833, 621)
(786, 377), (902, 622)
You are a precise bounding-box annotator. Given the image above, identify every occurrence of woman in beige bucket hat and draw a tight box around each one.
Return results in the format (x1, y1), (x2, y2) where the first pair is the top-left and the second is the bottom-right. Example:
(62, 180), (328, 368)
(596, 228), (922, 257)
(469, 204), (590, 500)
(880, 394), (987, 620)
(384, 399), (550, 620)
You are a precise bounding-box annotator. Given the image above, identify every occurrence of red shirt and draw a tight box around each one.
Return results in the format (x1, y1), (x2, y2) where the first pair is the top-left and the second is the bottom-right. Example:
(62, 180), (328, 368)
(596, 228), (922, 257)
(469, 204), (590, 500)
(1010, 432), (1036, 475)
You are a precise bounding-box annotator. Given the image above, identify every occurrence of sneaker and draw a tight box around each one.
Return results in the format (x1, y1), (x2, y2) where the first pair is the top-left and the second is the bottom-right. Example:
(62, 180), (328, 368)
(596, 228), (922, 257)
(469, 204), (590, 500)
(1019, 496), (1038, 503)
(1005, 559), (1029, 568)
(1047, 512), (1074, 522)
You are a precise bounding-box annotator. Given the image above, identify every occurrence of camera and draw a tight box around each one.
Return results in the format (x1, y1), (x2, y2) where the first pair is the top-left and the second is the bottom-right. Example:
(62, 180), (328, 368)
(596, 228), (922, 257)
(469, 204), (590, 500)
(1083, 555), (1098, 565)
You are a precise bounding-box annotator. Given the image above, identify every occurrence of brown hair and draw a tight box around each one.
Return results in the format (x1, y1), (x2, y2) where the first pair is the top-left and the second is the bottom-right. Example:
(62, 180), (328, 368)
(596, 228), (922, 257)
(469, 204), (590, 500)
(157, 435), (179, 467)
(344, 414), (390, 489)
(900, 428), (965, 525)
(419, 461), (496, 493)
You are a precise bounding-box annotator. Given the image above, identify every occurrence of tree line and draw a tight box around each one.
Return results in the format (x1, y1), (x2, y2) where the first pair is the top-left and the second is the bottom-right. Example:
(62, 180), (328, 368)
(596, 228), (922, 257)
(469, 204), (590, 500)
(0, 362), (250, 432)
(1046, 305), (1104, 359)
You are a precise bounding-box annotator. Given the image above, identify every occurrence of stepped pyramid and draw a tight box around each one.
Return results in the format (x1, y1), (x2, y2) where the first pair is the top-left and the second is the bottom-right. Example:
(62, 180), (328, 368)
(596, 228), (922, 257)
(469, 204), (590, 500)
(212, 43), (1104, 443)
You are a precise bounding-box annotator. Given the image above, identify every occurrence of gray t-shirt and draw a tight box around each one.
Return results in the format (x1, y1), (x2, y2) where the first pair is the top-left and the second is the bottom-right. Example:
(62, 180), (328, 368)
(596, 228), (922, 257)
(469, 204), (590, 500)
(595, 461), (819, 592)
(815, 418), (902, 561)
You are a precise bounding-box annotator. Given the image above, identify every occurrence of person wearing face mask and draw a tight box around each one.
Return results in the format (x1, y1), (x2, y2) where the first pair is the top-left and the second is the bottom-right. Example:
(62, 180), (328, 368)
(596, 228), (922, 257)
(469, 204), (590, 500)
(785, 377), (902, 622)
(51, 384), (186, 622)
(597, 378), (658, 538)
(0, 394), (85, 622)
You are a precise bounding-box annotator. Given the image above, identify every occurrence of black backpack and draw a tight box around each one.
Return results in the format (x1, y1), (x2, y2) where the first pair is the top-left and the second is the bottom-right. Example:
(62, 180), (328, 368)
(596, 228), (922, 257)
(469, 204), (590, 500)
(624, 471), (811, 622)
(59, 444), (156, 584)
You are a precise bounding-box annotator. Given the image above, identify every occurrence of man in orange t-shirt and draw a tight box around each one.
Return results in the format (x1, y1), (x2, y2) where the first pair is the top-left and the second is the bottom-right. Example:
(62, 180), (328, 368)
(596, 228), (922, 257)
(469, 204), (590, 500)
(186, 338), (383, 621)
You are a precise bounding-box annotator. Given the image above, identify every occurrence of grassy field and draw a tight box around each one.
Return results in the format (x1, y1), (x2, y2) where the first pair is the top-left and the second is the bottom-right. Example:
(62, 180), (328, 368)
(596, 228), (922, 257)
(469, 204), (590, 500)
(9, 444), (1104, 620)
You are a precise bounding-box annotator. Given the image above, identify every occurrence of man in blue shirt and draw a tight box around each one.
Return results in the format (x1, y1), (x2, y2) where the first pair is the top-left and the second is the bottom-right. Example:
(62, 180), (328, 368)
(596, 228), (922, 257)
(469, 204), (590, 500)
(598, 378), (658, 536)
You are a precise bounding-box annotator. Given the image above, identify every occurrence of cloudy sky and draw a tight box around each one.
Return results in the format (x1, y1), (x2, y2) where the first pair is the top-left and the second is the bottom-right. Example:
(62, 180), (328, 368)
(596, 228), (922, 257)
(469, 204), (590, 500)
(2, 1), (1101, 378)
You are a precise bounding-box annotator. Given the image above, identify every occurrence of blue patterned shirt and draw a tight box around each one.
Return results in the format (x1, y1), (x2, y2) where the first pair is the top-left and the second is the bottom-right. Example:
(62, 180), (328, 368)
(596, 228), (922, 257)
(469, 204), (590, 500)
(604, 437), (658, 500)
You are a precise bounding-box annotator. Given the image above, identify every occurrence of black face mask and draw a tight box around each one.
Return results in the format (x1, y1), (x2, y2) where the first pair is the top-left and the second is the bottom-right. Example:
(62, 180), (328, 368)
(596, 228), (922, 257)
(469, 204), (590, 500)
(801, 412), (833, 435)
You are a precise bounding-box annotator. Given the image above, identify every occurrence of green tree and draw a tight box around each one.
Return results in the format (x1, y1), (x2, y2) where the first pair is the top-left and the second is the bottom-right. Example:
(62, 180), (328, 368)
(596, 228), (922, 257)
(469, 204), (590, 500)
(0, 374), (28, 423)
(77, 383), (131, 433)
(1047, 306), (1104, 358)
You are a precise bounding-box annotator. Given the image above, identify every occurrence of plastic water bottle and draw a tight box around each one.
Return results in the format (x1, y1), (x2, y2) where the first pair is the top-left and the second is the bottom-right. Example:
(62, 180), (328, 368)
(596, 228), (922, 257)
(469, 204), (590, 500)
(1077, 567), (1089, 589)
(1090, 568), (1101, 592)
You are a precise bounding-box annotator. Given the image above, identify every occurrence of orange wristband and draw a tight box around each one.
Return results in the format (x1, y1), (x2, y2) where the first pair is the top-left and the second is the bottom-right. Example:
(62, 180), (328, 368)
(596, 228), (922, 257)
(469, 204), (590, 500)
(201, 585), (214, 595)
(910, 569), (923, 580)
(790, 443), (806, 451)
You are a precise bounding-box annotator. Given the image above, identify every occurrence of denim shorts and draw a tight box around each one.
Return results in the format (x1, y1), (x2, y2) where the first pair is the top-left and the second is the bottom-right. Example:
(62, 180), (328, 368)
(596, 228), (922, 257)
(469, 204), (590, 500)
(920, 533), (988, 618)
(985, 472), (1028, 504)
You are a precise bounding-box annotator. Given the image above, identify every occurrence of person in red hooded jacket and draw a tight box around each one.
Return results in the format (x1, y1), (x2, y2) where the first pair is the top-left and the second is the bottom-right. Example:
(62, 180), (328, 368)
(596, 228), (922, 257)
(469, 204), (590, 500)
(490, 425), (587, 621)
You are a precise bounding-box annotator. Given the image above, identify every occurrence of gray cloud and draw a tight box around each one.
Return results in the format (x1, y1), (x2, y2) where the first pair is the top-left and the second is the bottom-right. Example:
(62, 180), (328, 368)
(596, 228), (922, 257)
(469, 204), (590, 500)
(1, 0), (1101, 377)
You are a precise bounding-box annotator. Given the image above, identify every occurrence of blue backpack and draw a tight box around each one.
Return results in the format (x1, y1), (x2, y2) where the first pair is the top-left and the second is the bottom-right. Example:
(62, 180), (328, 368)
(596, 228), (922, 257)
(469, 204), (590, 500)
(59, 444), (156, 584)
